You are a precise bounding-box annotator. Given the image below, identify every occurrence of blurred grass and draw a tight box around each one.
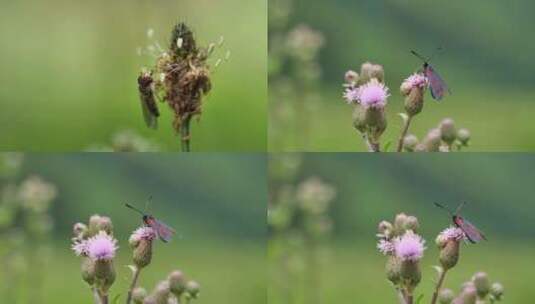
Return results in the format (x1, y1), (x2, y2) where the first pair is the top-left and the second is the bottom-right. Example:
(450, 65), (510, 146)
(0, 0), (266, 151)
(268, 0), (535, 151)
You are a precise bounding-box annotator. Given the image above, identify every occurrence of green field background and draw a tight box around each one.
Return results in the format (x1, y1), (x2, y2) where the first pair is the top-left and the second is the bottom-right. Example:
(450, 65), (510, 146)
(0, 154), (266, 303)
(0, 0), (267, 151)
(269, 154), (535, 303)
(268, 0), (535, 151)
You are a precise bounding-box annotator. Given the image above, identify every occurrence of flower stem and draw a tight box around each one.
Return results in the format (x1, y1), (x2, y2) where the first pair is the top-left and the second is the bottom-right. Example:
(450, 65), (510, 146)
(396, 115), (413, 152)
(430, 268), (448, 304)
(180, 116), (192, 152)
(126, 267), (142, 304)
(92, 287), (102, 304)
(100, 293), (109, 304)
(363, 134), (380, 152)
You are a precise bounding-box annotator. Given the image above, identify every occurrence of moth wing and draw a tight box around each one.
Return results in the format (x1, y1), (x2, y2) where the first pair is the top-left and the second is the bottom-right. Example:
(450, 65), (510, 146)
(137, 74), (160, 129)
(424, 65), (450, 101)
(153, 219), (176, 243)
(459, 218), (486, 243)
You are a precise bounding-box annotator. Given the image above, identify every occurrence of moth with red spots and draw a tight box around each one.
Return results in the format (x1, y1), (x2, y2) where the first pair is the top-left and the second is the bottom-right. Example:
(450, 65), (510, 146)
(125, 202), (175, 242)
(434, 202), (487, 243)
(411, 49), (451, 101)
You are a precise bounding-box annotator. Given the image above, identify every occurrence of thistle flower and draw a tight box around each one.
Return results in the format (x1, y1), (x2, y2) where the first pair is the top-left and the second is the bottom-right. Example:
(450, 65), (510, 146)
(86, 231), (118, 261)
(343, 87), (360, 104)
(356, 79), (389, 109)
(472, 272), (490, 298)
(152, 280), (171, 304)
(439, 118), (457, 145)
(436, 227), (466, 247)
(377, 239), (395, 255)
(168, 270), (187, 297)
(394, 231), (425, 262)
(344, 70), (359, 85)
(400, 73), (428, 96)
(422, 128), (442, 152)
(129, 226), (157, 246)
(437, 227), (464, 270)
(129, 226), (157, 268)
(359, 62), (384, 84)
(72, 239), (89, 257)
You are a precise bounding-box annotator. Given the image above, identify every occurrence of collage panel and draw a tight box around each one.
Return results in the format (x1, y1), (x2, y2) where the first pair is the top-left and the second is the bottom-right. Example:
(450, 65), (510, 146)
(0, 153), (266, 303)
(0, 0), (266, 152)
(269, 0), (535, 152)
(269, 154), (534, 303)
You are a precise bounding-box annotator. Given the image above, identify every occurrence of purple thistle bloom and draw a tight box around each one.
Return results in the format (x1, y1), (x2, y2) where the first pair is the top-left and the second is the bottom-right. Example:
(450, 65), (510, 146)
(86, 231), (118, 261)
(129, 226), (157, 243)
(356, 79), (389, 108)
(72, 240), (88, 256)
(394, 231), (426, 262)
(438, 226), (466, 242)
(343, 87), (360, 104)
(403, 73), (428, 89)
(377, 239), (395, 255)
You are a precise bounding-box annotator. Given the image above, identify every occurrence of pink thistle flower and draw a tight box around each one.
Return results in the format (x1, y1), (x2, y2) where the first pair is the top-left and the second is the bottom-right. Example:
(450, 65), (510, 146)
(401, 73), (428, 95)
(356, 79), (389, 108)
(72, 240), (88, 256)
(377, 239), (395, 255)
(438, 227), (466, 243)
(394, 231), (426, 262)
(86, 231), (118, 261)
(343, 87), (359, 104)
(129, 226), (157, 244)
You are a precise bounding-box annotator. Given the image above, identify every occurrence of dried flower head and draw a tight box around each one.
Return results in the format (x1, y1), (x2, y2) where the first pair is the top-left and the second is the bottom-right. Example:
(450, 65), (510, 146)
(86, 231), (118, 261)
(394, 231), (426, 262)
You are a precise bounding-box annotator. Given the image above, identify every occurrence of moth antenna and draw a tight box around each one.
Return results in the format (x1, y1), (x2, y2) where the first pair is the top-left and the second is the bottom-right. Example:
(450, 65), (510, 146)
(410, 50), (428, 62)
(125, 203), (145, 215)
(427, 46), (443, 62)
(434, 202), (454, 216)
(455, 201), (467, 215)
(145, 196), (153, 213)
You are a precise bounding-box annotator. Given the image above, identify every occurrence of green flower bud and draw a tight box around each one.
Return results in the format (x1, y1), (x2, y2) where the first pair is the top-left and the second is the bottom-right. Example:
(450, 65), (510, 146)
(364, 107), (387, 142)
(403, 216), (419, 232)
(94, 260), (116, 293)
(133, 240), (153, 269)
(153, 281), (170, 304)
(404, 88), (424, 117)
(385, 255), (402, 285)
(422, 128), (442, 152)
(344, 70), (359, 84)
(472, 272), (490, 298)
(438, 288), (455, 304)
(439, 240), (460, 270)
(378, 220), (393, 238)
(490, 282), (504, 300)
(394, 213), (408, 234)
(352, 106), (367, 134)
(359, 62), (384, 84)
(88, 214), (102, 236)
(400, 260), (421, 290)
(81, 257), (96, 286)
(96, 216), (113, 235)
(132, 287), (148, 304)
(73, 222), (88, 238)
(185, 280), (200, 299)
(457, 128), (471, 146)
(403, 134), (419, 152)
(439, 118), (457, 145)
(168, 270), (187, 296)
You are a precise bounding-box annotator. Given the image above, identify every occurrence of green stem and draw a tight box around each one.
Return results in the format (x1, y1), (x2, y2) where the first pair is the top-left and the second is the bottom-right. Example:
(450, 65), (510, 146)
(93, 287), (102, 304)
(180, 116), (192, 152)
(126, 267), (142, 304)
(397, 115), (413, 152)
(430, 269), (448, 304)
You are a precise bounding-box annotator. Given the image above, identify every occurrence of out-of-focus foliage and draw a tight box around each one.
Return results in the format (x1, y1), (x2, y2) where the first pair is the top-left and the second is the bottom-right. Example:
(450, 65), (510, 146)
(0, 0), (266, 151)
(269, 0), (535, 151)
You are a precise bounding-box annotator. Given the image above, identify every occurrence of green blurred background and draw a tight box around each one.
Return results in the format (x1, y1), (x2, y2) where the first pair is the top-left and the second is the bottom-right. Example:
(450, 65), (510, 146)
(268, 0), (535, 151)
(0, 0), (266, 151)
(0, 153), (266, 303)
(269, 154), (535, 303)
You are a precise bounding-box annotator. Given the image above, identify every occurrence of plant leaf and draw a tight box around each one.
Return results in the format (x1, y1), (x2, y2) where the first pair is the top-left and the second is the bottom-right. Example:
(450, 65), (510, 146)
(383, 141), (392, 152)
(127, 265), (137, 275)
(398, 113), (409, 125)
(111, 294), (121, 304)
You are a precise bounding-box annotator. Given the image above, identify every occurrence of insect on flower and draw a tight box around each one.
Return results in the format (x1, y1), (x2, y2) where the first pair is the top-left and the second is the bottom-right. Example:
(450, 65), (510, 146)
(434, 202), (487, 243)
(137, 70), (160, 129)
(125, 201), (175, 242)
(411, 49), (451, 101)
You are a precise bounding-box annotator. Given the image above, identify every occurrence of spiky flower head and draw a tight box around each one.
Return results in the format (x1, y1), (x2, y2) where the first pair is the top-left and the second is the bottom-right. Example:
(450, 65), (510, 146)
(377, 239), (395, 255)
(86, 231), (118, 261)
(356, 79), (389, 109)
(129, 226), (157, 246)
(394, 230), (426, 262)
(436, 227), (466, 247)
(400, 73), (428, 96)
(72, 239), (89, 257)
(170, 22), (197, 58)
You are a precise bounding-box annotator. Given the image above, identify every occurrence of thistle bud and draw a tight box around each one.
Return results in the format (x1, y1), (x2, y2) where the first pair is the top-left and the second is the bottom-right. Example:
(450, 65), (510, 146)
(359, 62), (384, 84)
(403, 216), (419, 232)
(73, 222), (87, 239)
(472, 272), (490, 298)
(168, 270), (187, 296)
(457, 128), (471, 146)
(385, 255), (401, 285)
(344, 70), (359, 84)
(439, 118), (457, 145)
(143, 295), (157, 304)
(459, 285), (477, 304)
(394, 213), (408, 233)
(352, 106), (367, 134)
(153, 280), (171, 304)
(403, 134), (419, 152)
(132, 287), (148, 304)
(438, 288), (455, 304)
(185, 280), (200, 299)
(404, 88), (424, 117)
(97, 216), (113, 235)
(422, 128), (442, 152)
(81, 257), (96, 285)
(88, 214), (102, 236)
(490, 282), (504, 300)
(130, 227), (156, 268)
(400, 259), (421, 289)
(378, 220), (393, 238)
(439, 240), (460, 270)
(94, 260), (116, 293)
(364, 107), (387, 142)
